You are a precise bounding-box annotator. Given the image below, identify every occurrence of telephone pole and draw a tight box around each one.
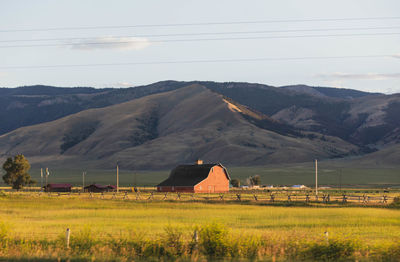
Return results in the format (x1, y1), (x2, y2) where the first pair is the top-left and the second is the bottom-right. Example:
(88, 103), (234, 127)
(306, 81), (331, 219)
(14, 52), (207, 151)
(40, 168), (43, 191)
(45, 168), (49, 186)
(315, 159), (318, 196)
(116, 162), (119, 193)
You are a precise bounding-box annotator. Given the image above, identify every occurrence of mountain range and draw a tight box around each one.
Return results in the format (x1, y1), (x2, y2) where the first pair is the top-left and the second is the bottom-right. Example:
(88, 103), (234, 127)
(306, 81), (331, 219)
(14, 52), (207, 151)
(0, 81), (399, 169)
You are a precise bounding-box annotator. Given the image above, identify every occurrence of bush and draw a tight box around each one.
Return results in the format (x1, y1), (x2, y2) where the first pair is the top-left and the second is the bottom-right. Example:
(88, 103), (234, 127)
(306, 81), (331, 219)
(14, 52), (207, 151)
(391, 196), (400, 207)
(0, 222), (9, 243)
(70, 227), (97, 253)
(163, 226), (185, 257)
(200, 222), (229, 258)
(371, 241), (400, 262)
(301, 237), (358, 261)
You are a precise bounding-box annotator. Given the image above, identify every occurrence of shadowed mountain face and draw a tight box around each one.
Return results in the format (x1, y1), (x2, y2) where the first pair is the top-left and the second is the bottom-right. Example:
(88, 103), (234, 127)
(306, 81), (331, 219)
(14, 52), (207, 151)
(0, 85), (358, 169)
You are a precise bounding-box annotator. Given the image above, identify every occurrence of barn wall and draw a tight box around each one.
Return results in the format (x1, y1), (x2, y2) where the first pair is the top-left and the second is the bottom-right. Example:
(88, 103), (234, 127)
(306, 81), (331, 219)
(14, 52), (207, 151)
(194, 165), (229, 193)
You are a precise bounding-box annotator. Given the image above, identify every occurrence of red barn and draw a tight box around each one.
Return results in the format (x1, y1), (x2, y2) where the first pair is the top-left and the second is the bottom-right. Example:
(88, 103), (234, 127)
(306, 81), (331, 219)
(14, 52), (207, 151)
(157, 161), (230, 193)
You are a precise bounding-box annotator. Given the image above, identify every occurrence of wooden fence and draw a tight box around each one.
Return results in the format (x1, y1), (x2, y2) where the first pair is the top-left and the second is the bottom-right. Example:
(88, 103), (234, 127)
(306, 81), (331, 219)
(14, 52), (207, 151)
(5, 190), (397, 205)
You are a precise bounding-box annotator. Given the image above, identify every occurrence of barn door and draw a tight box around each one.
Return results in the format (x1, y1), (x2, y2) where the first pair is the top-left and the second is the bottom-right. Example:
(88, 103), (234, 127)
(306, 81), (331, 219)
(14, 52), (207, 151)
(208, 185), (214, 193)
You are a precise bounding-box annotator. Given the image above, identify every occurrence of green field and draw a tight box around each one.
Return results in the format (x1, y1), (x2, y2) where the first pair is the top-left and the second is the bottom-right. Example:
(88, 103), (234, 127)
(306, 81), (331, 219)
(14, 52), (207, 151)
(21, 162), (400, 188)
(0, 195), (399, 261)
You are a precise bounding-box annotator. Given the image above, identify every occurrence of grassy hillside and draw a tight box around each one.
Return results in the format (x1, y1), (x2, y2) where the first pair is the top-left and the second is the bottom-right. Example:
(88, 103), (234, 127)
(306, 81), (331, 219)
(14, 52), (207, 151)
(0, 85), (358, 170)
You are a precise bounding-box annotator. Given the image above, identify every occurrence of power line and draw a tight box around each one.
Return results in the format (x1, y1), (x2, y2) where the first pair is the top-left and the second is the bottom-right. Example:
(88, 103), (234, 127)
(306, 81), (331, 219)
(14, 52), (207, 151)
(0, 54), (393, 70)
(1, 26), (400, 43)
(1, 16), (400, 32)
(1, 32), (399, 48)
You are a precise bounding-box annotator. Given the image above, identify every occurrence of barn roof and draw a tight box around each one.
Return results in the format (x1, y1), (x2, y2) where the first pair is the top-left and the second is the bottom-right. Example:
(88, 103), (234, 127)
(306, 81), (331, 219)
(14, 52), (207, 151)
(157, 163), (230, 187)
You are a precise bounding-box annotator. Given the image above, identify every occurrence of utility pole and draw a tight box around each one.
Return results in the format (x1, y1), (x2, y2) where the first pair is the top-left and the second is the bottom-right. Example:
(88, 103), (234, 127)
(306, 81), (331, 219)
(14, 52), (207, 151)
(45, 168), (49, 186)
(82, 171), (86, 192)
(116, 162), (119, 193)
(40, 168), (43, 191)
(315, 159), (318, 196)
(339, 168), (342, 192)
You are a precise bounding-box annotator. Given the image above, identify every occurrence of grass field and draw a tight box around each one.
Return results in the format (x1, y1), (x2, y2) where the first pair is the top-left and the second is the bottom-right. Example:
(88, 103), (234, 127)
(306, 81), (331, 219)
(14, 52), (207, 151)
(0, 194), (399, 261)
(18, 162), (400, 188)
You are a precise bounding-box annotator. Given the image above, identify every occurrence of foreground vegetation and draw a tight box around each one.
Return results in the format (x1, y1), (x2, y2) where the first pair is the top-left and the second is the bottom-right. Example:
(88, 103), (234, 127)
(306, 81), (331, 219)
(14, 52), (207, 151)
(0, 195), (399, 261)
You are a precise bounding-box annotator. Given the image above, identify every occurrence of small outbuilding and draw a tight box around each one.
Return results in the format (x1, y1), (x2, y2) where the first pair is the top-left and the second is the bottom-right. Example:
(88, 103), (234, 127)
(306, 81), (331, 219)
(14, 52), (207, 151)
(157, 161), (230, 193)
(84, 184), (116, 193)
(44, 183), (72, 192)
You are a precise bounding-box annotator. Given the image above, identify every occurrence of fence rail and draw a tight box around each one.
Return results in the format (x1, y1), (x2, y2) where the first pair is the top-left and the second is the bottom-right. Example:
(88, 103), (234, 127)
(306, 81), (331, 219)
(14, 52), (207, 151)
(2, 190), (397, 205)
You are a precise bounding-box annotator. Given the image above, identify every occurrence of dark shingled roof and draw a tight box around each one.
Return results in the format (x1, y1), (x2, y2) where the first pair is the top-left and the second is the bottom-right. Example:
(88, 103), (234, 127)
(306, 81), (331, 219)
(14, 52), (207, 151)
(157, 163), (230, 187)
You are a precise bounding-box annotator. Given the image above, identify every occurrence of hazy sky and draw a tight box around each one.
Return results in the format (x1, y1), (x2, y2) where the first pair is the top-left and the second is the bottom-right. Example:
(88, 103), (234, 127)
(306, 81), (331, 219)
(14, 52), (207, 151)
(1, 0), (400, 93)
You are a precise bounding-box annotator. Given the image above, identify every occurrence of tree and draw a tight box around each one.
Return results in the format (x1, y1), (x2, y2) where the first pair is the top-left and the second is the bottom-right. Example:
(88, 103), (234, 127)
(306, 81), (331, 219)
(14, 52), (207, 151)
(251, 175), (261, 186)
(246, 175), (261, 186)
(2, 154), (35, 190)
(230, 179), (240, 188)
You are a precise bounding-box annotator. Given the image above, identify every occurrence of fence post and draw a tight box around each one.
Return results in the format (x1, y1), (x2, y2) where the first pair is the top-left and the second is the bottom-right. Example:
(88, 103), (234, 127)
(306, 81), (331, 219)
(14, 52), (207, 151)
(342, 194), (347, 203)
(66, 228), (71, 249)
(236, 194), (241, 201)
(148, 192), (154, 201)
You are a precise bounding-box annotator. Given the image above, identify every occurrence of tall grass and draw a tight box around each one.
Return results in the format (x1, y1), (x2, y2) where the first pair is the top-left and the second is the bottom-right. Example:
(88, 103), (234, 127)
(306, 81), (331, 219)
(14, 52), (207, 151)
(0, 196), (399, 260)
(0, 223), (399, 261)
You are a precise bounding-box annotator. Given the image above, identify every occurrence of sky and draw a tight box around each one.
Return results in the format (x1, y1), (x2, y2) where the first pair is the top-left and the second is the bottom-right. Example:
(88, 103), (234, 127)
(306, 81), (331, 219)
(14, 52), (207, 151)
(0, 0), (399, 93)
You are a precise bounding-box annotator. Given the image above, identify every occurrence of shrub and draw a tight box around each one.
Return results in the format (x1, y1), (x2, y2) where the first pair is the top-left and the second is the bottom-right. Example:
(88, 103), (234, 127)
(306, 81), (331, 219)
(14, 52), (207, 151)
(163, 226), (185, 257)
(391, 196), (400, 207)
(70, 227), (97, 253)
(199, 222), (229, 258)
(371, 241), (400, 262)
(301, 237), (358, 261)
(0, 222), (9, 243)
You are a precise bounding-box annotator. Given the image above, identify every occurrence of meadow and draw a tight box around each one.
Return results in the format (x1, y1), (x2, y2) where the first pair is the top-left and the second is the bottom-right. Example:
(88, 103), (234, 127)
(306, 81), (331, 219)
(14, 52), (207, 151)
(23, 162), (400, 188)
(0, 194), (399, 261)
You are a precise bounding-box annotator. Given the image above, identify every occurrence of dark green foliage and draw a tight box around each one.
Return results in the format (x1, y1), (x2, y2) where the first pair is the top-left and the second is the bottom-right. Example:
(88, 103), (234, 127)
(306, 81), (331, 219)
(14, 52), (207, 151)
(130, 110), (159, 146)
(2, 154), (35, 190)
(60, 121), (99, 153)
(230, 178), (240, 187)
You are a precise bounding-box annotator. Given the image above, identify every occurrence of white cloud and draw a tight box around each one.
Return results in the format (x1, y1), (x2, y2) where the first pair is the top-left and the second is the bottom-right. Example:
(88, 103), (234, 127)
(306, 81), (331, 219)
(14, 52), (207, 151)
(392, 53), (400, 59)
(68, 37), (150, 51)
(116, 82), (134, 87)
(316, 72), (400, 81)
